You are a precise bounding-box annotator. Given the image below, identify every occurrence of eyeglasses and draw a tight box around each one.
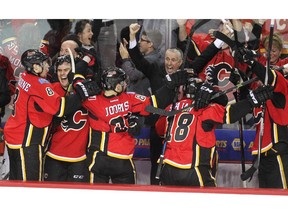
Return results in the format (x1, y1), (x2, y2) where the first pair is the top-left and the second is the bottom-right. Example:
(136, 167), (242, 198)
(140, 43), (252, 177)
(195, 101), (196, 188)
(140, 38), (151, 43)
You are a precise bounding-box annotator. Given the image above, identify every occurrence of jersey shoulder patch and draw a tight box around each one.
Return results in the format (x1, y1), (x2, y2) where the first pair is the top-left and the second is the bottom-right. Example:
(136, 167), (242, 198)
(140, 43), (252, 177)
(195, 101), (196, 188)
(135, 94), (146, 101)
(38, 78), (50, 84)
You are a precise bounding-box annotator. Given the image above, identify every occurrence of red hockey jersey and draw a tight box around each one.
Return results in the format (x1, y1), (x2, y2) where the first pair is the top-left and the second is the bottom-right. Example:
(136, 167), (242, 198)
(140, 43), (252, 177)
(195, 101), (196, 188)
(155, 99), (228, 169)
(251, 69), (288, 154)
(4, 71), (65, 149)
(46, 83), (89, 162)
(83, 92), (155, 159)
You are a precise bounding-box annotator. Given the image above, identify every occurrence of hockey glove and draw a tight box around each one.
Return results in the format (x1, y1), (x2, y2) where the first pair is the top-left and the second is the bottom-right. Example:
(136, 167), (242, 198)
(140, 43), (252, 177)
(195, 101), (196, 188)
(235, 47), (258, 65)
(194, 82), (214, 111)
(247, 85), (273, 108)
(229, 68), (241, 85)
(74, 80), (102, 100)
(165, 69), (188, 89)
(127, 115), (141, 136)
(75, 47), (96, 66)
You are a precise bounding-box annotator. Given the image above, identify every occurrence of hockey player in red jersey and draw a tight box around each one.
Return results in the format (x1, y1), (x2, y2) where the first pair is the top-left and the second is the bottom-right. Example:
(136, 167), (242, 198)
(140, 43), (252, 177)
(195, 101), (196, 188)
(155, 76), (273, 187)
(236, 47), (288, 188)
(44, 55), (91, 182)
(80, 66), (187, 184)
(4, 49), (99, 181)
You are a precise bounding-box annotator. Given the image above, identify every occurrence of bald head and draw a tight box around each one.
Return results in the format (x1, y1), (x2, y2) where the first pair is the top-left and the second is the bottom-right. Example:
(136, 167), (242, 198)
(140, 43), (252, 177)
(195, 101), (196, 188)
(60, 40), (79, 57)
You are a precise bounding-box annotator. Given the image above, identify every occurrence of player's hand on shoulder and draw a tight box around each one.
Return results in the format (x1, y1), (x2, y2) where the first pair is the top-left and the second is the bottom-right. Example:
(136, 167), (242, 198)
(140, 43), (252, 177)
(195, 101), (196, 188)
(74, 79), (102, 100)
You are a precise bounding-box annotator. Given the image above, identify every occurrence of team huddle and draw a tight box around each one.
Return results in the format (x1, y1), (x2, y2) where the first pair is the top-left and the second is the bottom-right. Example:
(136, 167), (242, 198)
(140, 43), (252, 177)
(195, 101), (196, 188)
(1, 19), (288, 189)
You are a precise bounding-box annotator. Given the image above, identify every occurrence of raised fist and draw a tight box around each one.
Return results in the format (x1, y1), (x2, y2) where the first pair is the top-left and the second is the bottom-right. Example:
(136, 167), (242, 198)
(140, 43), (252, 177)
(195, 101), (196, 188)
(127, 115), (141, 136)
(75, 47), (96, 66)
(229, 68), (241, 85)
(234, 47), (258, 65)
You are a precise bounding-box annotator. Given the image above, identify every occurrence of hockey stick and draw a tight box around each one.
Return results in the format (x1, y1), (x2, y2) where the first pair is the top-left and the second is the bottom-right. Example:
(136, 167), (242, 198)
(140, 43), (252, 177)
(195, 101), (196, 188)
(213, 30), (236, 50)
(66, 48), (75, 94)
(68, 48), (75, 73)
(155, 115), (173, 180)
(231, 22), (247, 187)
(145, 76), (258, 116)
(155, 19), (210, 180)
(213, 30), (260, 58)
(241, 19), (275, 181)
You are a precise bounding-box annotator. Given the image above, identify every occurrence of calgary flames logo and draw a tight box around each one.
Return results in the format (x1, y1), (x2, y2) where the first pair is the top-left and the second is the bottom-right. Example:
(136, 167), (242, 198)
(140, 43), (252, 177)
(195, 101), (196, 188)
(205, 62), (233, 87)
(61, 109), (88, 132)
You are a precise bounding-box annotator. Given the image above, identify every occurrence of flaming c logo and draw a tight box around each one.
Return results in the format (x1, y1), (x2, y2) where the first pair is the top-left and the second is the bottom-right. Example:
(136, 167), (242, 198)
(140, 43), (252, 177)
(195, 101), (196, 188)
(206, 62), (233, 87)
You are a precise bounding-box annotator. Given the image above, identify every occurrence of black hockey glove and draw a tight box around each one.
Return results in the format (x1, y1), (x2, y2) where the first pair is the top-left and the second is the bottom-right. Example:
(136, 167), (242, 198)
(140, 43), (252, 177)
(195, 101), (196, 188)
(74, 80), (102, 100)
(165, 70), (188, 89)
(194, 82), (214, 111)
(235, 47), (258, 65)
(229, 68), (241, 85)
(75, 47), (96, 59)
(127, 115), (141, 136)
(247, 85), (273, 108)
(75, 47), (96, 67)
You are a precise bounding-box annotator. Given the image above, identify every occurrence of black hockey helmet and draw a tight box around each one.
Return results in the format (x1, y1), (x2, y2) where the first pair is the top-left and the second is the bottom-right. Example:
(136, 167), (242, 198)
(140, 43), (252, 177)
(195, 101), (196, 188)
(101, 66), (127, 90)
(21, 49), (48, 72)
(55, 55), (71, 69)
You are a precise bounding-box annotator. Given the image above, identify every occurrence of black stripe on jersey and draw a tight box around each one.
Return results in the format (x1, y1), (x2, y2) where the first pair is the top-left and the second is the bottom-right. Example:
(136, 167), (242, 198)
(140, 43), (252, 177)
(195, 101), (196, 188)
(152, 86), (176, 109)
(192, 143), (216, 168)
(89, 130), (109, 154)
(55, 94), (82, 117)
(23, 121), (49, 147)
(225, 100), (252, 124)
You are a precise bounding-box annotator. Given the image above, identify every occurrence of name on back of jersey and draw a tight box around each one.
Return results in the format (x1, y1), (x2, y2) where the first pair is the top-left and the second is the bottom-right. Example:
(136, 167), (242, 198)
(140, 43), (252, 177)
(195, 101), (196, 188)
(105, 101), (129, 116)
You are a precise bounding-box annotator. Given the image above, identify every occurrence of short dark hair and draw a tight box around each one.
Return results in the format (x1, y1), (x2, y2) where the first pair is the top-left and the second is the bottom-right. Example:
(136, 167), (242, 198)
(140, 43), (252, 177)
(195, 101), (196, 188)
(74, 19), (92, 35)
